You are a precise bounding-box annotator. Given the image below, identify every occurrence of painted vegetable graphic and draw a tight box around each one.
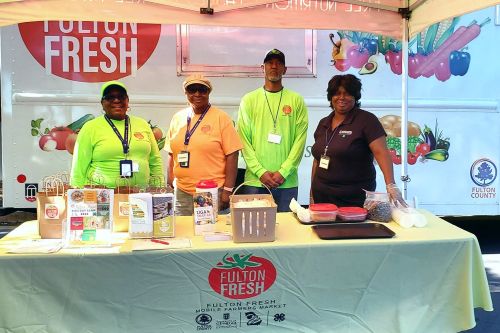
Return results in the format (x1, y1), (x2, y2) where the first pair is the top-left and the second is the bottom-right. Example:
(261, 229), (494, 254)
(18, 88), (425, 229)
(148, 120), (166, 150)
(449, 50), (470, 76)
(385, 50), (402, 75)
(329, 32), (355, 72)
(424, 149), (449, 161)
(420, 119), (450, 162)
(416, 18), (490, 78)
(30, 114), (95, 153)
(382, 116), (450, 165)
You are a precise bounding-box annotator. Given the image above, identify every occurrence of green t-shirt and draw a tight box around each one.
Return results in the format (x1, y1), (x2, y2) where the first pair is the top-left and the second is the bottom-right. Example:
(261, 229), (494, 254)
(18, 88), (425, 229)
(70, 115), (164, 188)
(237, 87), (308, 188)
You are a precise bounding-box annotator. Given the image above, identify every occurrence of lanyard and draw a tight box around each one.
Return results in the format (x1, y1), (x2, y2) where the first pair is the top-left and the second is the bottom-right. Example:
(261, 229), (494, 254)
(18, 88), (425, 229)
(264, 89), (283, 132)
(104, 115), (129, 154)
(184, 103), (211, 146)
(324, 125), (340, 156)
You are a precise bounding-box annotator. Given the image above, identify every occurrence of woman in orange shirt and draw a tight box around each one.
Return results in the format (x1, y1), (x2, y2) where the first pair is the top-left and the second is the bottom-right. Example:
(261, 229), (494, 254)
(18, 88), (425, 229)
(165, 74), (243, 215)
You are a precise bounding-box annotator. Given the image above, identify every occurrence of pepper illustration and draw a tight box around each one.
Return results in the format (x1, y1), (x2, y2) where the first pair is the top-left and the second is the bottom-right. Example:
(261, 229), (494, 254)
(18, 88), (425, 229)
(449, 50), (470, 76)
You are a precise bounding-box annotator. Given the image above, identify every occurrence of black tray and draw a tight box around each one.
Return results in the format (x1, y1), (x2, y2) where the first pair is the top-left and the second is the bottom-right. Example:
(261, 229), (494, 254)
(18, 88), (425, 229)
(312, 223), (395, 240)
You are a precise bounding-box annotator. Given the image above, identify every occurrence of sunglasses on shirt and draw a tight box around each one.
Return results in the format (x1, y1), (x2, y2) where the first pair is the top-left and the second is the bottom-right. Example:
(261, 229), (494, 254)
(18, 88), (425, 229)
(186, 84), (209, 94)
(102, 94), (128, 102)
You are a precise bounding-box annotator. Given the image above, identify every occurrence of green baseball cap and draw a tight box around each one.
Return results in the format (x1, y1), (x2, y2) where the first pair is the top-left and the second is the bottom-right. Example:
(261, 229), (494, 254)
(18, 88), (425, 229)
(100, 81), (127, 98)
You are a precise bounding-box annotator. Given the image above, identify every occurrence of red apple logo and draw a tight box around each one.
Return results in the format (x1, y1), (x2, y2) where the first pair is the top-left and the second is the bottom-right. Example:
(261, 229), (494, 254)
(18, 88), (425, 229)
(208, 253), (277, 300)
(45, 204), (59, 219)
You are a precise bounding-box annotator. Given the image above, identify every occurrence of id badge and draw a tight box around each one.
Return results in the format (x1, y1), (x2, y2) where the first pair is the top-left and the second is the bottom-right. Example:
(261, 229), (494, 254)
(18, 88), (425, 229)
(178, 151), (190, 168)
(267, 133), (282, 144)
(120, 159), (133, 177)
(319, 155), (330, 169)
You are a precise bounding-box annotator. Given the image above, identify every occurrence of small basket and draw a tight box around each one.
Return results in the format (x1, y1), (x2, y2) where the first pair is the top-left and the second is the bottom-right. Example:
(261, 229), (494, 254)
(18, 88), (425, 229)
(230, 182), (277, 243)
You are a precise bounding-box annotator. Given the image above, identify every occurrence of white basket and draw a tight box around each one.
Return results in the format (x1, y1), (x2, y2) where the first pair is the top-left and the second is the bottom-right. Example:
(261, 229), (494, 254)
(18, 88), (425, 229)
(230, 182), (277, 243)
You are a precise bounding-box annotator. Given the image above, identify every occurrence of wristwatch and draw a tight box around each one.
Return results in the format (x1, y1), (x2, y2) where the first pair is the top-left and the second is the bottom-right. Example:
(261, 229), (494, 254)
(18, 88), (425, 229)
(223, 186), (234, 192)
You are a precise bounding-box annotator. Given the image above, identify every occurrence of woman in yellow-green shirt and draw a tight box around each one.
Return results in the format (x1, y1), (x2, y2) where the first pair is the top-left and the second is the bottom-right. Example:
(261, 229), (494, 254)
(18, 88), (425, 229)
(70, 81), (164, 188)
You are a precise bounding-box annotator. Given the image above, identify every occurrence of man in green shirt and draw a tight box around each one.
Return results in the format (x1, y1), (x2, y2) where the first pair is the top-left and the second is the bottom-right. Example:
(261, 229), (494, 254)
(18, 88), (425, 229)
(237, 49), (308, 211)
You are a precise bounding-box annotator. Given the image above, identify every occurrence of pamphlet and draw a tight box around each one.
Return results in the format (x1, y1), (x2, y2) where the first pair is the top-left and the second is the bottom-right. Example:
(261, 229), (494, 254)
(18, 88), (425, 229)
(65, 188), (114, 247)
(193, 191), (215, 235)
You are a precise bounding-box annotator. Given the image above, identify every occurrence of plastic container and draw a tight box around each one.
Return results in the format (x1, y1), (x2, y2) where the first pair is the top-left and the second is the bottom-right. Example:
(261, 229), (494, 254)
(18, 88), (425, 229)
(309, 203), (338, 222)
(363, 191), (392, 222)
(337, 207), (368, 222)
(230, 181), (277, 243)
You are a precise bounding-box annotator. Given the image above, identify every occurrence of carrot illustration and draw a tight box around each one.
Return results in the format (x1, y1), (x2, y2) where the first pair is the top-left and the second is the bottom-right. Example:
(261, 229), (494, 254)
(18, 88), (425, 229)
(417, 18), (490, 77)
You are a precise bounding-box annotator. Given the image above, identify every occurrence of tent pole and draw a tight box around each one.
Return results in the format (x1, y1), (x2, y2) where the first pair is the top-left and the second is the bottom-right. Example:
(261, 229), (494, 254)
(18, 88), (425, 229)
(400, 11), (410, 200)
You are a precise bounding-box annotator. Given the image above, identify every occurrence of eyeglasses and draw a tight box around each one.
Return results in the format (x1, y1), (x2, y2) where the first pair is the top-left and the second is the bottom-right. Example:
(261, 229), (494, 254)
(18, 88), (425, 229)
(186, 85), (209, 94)
(332, 91), (354, 99)
(102, 94), (127, 102)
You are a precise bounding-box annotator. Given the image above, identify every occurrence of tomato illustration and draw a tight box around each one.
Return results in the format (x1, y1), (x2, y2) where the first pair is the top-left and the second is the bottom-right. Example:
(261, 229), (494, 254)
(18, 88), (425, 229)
(49, 126), (74, 150)
(334, 59), (351, 72)
(408, 53), (424, 79)
(407, 152), (418, 165)
(346, 45), (370, 69)
(393, 154), (402, 165)
(208, 253), (277, 300)
(385, 50), (402, 75)
(416, 142), (431, 155)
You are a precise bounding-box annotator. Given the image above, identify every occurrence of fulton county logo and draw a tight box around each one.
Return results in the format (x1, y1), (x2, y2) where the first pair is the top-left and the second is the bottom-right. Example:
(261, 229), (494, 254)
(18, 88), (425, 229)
(195, 313), (212, 326)
(470, 158), (497, 187)
(208, 253), (277, 299)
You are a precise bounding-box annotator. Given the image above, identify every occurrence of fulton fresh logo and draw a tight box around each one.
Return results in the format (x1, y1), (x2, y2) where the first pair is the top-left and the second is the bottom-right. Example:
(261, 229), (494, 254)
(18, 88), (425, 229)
(18, 21), (161, 82)
(208, 253), (277, 299)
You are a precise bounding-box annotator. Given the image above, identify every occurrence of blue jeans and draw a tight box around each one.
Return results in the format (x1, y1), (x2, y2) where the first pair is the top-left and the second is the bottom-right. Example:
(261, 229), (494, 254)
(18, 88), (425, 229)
(240, 186), (297, 212)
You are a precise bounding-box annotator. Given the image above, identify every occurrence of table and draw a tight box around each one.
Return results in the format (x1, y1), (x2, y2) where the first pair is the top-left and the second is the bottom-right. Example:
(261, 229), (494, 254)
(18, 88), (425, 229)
(0, 212), (493, 333)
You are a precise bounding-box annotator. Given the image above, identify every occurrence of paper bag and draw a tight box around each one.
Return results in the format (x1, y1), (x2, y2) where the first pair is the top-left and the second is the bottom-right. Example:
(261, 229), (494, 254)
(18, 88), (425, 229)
(112, 177), (139, 232)
(37, 176), (66, 239)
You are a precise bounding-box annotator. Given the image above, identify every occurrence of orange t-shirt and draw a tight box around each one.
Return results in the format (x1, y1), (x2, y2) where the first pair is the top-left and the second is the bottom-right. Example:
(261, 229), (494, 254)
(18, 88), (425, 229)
(166, 105), (243, 193)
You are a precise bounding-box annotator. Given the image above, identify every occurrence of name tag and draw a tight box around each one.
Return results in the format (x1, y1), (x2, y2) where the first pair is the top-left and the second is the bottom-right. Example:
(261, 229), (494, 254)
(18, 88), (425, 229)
(319, 155), (330, 169)
(267, 133), (282, 144)
(120, 160), (133, 177)
(178, 151), (190, 168)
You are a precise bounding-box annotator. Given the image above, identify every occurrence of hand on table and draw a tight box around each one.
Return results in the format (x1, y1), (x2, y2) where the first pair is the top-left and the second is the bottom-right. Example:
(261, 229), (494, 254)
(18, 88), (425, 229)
(386, 183), (408, 208)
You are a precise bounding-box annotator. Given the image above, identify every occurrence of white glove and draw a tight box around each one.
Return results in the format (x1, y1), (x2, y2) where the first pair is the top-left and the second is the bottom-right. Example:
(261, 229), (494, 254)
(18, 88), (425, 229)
(386, 183), (408, 208)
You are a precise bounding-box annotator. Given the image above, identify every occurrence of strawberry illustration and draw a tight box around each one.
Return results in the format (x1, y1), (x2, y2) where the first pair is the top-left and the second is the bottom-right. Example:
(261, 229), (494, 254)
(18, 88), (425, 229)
(208, 253), (277, 299)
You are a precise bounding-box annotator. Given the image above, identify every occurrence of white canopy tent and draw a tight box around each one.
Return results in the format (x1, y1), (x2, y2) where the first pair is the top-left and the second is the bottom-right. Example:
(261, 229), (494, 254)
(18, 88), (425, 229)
(0, 1), (498, 37)
(1, 0), (499, 197)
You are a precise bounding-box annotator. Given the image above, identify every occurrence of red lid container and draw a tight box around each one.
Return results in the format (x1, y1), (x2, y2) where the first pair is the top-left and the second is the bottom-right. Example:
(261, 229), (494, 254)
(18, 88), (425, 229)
(196, 180), (218, 189)
(309, 203), (338, 212)
(337, 207), (368, 222)
(309, 203), (338, 222)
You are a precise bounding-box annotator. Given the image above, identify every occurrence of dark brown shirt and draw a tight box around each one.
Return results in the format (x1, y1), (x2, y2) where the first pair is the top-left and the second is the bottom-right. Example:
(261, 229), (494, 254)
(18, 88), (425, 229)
(311, 108), (386, 207)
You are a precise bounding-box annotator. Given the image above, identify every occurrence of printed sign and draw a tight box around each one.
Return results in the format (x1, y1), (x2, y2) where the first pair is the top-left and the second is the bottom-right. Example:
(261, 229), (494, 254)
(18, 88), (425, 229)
(18, 21), (161, 82)
(208, 253), (277, 300)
